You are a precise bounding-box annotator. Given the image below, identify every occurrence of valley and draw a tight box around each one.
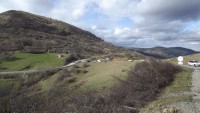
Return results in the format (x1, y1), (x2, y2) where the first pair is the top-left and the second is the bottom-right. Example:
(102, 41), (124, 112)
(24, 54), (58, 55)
(0, 10), (198, 113)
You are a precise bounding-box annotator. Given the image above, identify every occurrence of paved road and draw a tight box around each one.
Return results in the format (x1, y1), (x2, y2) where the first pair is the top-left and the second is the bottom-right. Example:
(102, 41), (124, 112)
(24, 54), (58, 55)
(0, 59), (88, 75)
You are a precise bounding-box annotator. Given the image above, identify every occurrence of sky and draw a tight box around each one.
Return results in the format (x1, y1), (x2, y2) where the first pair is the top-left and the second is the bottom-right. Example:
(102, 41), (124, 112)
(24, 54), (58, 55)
(1, 0), (200, 51)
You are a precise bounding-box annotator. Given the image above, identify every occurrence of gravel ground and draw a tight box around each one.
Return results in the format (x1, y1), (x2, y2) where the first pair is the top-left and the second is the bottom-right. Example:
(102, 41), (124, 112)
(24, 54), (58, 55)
(152, 102), (196, 113)
(166, 66), (200, 113)
(151, 66), (200, 113)
(191, 67), (200, 113)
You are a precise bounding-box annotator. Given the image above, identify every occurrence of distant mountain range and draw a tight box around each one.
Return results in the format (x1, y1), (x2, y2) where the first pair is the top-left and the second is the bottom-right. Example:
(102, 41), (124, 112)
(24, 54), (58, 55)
(133, 47), (199, 58)
(0, 10), (145, 59)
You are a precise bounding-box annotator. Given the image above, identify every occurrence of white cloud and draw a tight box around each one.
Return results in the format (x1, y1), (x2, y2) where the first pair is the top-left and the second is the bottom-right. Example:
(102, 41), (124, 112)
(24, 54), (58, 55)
(91, 25), (97, 30)
(190, 42), (199, 45)
(114, 27), (140, 38)
(46, 0), (91, 23)
(0, 0), (94, 24)
(98, 0), (137, 18)
(137, 0), (200, 21)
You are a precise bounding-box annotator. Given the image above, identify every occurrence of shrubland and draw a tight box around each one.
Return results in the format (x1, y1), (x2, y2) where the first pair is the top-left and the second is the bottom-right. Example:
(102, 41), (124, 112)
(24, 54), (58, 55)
(0, 61), (181, 113)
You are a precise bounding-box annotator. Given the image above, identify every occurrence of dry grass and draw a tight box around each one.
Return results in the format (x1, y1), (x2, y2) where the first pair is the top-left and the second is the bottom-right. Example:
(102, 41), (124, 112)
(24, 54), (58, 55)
(64, 61), (181, 113)
(76, 60), (136, 90)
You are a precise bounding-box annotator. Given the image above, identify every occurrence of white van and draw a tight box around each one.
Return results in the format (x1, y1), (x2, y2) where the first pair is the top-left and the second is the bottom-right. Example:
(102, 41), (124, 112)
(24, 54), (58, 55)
(188, 60), (200, 66)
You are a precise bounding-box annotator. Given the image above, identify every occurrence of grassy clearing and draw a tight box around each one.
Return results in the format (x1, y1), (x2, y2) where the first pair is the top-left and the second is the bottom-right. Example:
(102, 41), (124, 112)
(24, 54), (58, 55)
(168, 53), (200, 65)
(0, 52), (66, 72)
(76, 60), (136, 90)
(140, 67), (193, 113)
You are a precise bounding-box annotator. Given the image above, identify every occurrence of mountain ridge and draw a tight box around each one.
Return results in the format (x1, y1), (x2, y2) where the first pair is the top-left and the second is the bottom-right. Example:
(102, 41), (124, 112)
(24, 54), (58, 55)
(133, 46), (198, 58)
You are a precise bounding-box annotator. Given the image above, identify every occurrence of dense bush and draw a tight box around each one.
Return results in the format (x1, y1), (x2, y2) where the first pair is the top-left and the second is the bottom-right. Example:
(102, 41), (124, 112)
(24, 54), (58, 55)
(57, 69), (71, 82)
(64, 54), (79, 65)
(82, 63), (90, 68)
(110, 61), (181, 112)
(0, 97), (11, 113)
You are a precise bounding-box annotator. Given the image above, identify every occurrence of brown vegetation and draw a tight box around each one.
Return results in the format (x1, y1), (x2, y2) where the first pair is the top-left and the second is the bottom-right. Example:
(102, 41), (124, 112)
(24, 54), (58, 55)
(0, 61), (181, 113)
(63, 61), (181, 113)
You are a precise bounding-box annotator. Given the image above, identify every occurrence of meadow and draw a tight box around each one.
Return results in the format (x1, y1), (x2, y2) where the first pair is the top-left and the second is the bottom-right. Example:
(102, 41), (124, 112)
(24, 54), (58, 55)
(0, 52), (66, 72)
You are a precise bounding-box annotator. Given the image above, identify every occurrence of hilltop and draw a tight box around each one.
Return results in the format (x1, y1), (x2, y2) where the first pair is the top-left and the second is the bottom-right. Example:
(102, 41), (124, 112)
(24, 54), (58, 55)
(0, 10), (142, 58)
(133, 46), (198, 59)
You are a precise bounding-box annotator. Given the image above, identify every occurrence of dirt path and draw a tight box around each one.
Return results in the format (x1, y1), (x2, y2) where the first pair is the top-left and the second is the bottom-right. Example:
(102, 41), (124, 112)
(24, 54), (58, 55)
(191, 67), (200, 113)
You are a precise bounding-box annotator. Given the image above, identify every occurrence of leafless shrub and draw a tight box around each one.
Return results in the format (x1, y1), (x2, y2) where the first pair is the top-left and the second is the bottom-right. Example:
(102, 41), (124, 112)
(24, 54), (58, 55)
(82, 63), (90, 68)
(73, 65), (80, 68)
(66, 77), (76, 83)
(66, 90), (129, 113)
(57, 69), (71, 82)
(64, 54), (79, 65)
(10, 94), (42, 113)
(0, 97), (11, 113)
(82, 70), (88, 74)
(110, 61), (181, 112)
(70, 66), (81, 74)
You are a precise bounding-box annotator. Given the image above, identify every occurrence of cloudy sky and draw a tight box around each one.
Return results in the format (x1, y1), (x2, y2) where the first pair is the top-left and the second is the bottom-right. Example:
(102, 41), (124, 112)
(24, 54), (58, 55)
(1, 0), (200, 51)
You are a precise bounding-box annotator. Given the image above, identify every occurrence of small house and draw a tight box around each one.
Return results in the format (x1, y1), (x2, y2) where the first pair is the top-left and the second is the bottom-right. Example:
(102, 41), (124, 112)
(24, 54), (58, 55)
(57, 54), (64, 58)
(128, 60), (133, 62)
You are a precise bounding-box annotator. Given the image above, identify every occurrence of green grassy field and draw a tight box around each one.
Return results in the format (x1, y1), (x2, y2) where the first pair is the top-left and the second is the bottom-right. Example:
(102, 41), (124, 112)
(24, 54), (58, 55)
(140, 67), (193, 113)
(76, 60), (136, 90)
(0, 52), (66, 72)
